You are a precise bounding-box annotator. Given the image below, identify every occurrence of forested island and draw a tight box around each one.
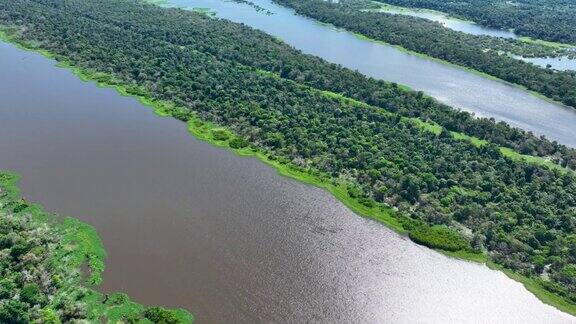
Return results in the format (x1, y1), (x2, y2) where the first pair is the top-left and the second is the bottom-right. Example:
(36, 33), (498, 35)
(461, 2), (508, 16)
(1, 0), (576, 316)
(374, 0), (576, 45)
(0, 172), (193, 323)
(274, 0), (576, 109)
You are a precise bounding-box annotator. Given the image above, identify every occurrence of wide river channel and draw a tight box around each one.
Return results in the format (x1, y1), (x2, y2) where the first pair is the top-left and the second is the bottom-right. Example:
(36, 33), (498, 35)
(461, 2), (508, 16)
(1, 35), (575, 324)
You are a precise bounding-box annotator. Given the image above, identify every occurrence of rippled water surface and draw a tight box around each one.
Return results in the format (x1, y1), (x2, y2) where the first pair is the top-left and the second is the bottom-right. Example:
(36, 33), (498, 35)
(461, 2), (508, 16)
(1, 39), (575, 322)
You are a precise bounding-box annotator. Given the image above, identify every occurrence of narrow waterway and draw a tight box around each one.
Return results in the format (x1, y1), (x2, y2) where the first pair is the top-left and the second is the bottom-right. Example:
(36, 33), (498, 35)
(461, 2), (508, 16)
(1, 40), (575, 322)
(365, 3), (518, 39)
(166, 0), (576, 148)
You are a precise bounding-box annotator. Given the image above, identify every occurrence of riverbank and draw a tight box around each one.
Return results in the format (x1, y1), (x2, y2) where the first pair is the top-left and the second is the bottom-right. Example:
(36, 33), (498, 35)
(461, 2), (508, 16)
(1, 15), (575, 318)
(0, 171), (194, 323)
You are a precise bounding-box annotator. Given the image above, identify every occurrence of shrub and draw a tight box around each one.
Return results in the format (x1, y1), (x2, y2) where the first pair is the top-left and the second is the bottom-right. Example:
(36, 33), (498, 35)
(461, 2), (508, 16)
(212, 129), (230, 141)
(409, 225), (470, 252)
(229, 137), (249, 149)
(21, 284), (43, 305)
(144, 307), (180, 324)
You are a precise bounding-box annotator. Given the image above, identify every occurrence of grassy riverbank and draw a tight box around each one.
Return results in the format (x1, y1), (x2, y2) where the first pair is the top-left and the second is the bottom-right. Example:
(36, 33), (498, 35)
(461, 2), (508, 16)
(1, 10), (576, 317)
(0, 172), (194, 323)
(518, 37), (576, 50)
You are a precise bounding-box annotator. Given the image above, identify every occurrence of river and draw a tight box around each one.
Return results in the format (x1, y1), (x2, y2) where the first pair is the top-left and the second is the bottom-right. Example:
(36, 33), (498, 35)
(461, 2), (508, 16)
(1, 36), (575, 323)
(164, 0), (576, 148)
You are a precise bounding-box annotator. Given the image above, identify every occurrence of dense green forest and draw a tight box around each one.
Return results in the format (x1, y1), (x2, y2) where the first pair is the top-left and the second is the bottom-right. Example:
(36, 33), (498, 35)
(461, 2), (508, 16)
(2, 0), (576, 312)
(375, 0), (576, 45)
(0, 172), (193, 323)
(274, 0), (576, 109)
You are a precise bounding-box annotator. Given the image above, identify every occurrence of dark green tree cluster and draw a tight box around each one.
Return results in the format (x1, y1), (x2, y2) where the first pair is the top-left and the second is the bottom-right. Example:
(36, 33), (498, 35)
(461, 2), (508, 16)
(2, 0), (576, 306)
(274, 0), (576, 109)
(375, 0), (576, 45)
(0, 199), (71, 323)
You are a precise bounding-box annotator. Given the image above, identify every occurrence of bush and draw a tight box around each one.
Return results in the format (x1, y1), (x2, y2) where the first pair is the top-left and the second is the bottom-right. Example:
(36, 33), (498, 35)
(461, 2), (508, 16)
(144, 307), (180, 324)
(21, 284), (43, 305)
(41, 308), (60, 324)
(358, 197), (375, 208)
(409, 225), (470, 252)
(10, 243), (30, 260)
(0, 300), (30, 324)
(212, 129), (230, 141)
(106, 292), (129, 305)
(229, 137), (249, 149)
(13, 203), (28, 213)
